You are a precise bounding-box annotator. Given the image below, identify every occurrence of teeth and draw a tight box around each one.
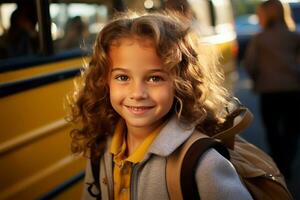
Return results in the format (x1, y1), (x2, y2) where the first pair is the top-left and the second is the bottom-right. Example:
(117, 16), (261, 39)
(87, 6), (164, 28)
(127, 106), (150, 111)
(130, 106), (146, 110)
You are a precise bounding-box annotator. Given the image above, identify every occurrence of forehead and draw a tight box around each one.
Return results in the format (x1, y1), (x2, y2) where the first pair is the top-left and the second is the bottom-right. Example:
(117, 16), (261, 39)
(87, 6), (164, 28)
(108, 37), (163, 69)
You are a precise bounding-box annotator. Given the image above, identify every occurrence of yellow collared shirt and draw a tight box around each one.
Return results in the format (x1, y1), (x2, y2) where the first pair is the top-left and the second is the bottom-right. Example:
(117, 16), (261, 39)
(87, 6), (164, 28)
(110, 120), (163, 200)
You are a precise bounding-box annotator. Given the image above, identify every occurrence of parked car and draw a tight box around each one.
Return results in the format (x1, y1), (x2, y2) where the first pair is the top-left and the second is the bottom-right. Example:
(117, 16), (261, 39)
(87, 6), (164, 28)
(290, 2), (300, 32)
(235, 14), (260, 62)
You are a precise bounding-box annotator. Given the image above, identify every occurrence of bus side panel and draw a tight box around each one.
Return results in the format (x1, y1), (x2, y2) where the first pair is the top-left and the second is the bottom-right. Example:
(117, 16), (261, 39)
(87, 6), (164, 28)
(0, 74), (85, 199)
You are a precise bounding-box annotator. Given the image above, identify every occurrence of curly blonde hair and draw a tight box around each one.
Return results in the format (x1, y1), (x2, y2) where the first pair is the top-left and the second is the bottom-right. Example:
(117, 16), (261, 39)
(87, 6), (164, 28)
(69, 11), (233, 156)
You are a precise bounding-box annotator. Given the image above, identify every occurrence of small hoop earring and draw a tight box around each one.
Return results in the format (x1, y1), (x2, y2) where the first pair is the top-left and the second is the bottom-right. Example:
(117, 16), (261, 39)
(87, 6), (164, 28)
(174, 96), (183, 118)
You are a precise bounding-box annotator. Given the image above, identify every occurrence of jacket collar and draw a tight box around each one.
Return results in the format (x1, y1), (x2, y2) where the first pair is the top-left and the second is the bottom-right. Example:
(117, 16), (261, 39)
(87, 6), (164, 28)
(105, 115), (195, 159)
(147, 115), (195, 157)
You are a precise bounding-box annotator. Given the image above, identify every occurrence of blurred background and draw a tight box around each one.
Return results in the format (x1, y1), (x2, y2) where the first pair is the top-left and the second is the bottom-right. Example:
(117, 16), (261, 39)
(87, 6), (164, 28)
(0, 0), (299, 199)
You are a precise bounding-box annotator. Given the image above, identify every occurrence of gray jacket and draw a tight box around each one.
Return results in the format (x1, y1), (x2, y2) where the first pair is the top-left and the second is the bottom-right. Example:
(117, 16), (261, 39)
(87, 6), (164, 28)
(82, 116), (253, 200)
(244, 24), (300, 93)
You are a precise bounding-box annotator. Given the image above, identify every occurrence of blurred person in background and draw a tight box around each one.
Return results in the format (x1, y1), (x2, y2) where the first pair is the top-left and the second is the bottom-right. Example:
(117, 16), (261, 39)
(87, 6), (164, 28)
(244, 0), (300, 179)
(0, 3), (38, 59)
(55, 16), (89, 51)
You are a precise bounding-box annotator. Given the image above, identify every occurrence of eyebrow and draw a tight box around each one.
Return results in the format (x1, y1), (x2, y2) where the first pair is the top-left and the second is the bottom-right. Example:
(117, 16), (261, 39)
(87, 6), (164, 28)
(111, 67), (129, 73)
(111, 67), (168, 74)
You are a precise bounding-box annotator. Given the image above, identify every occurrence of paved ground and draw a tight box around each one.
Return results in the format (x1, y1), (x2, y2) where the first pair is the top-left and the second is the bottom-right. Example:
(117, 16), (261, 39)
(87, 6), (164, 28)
(233, 66), (300, 200)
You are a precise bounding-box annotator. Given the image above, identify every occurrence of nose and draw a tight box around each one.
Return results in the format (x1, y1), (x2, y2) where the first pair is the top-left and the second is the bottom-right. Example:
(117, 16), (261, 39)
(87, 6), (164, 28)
(129, 81), (148, 100)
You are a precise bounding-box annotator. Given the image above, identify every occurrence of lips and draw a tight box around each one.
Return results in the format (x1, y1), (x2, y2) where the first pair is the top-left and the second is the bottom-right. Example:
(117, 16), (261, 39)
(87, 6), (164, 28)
(125, 105), (154, 115)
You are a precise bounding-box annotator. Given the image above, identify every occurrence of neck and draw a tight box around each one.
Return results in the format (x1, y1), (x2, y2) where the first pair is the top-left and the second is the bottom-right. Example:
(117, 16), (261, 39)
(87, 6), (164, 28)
(125, 123), (161, 156)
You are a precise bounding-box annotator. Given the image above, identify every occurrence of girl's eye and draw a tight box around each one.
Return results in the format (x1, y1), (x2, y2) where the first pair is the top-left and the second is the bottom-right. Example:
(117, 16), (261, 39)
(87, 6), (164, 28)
(148, 76), (163, 82)
(115, 75), (129, 81)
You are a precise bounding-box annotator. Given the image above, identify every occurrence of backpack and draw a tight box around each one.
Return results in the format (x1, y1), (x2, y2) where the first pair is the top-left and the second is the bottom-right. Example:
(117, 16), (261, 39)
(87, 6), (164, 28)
(88, 106), (293, 200)
(166, 106), (293, 200)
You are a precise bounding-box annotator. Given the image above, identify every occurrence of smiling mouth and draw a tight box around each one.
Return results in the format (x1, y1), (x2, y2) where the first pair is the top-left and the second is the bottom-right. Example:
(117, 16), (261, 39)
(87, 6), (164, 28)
(125, 105), (154, 114)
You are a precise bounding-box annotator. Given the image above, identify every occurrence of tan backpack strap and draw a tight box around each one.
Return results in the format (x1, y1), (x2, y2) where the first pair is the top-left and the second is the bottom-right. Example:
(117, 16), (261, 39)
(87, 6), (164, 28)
(213, 108), (253, 149)
(166, 107), (253, 199)
(166, 131), (207, 200)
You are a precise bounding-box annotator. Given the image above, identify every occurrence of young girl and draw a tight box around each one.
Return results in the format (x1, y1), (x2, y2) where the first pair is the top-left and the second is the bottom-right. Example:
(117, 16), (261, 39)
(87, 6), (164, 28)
(245, 0), (300, 179)
(70, 12), (253, 200)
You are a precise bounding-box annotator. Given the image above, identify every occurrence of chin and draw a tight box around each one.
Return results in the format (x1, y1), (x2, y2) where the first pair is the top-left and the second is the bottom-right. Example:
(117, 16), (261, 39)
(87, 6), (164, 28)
(124, 117), (158, 128)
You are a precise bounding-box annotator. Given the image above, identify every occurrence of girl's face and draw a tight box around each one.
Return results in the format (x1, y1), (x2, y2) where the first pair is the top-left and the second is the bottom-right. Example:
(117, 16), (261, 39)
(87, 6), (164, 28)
(108, 37), (174, 133)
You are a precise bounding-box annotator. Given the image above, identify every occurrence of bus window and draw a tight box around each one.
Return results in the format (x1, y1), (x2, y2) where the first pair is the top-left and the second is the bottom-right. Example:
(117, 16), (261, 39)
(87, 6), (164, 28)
(139, 0), (215, 36)
(188, 0), (215, 36)
(50, 2), (109, 53)
(0, 2), (39, 60)
(212, 0), (235, 33)
(0, 4), (17, 35)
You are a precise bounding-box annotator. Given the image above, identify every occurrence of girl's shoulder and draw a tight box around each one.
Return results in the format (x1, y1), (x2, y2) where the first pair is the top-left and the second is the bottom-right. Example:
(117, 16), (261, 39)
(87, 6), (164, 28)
(195, 148), (232, 175)
(195, 148), (252, 199)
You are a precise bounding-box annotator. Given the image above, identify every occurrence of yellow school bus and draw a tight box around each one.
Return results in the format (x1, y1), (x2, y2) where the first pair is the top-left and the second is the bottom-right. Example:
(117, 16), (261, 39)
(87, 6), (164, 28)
(0, 0), (237, 199)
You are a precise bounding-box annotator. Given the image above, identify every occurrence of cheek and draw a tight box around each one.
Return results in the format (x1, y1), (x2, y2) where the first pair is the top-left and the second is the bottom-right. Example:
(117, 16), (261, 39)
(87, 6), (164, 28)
(155, 87), (174, 109)
(109, 84), (120, 104)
